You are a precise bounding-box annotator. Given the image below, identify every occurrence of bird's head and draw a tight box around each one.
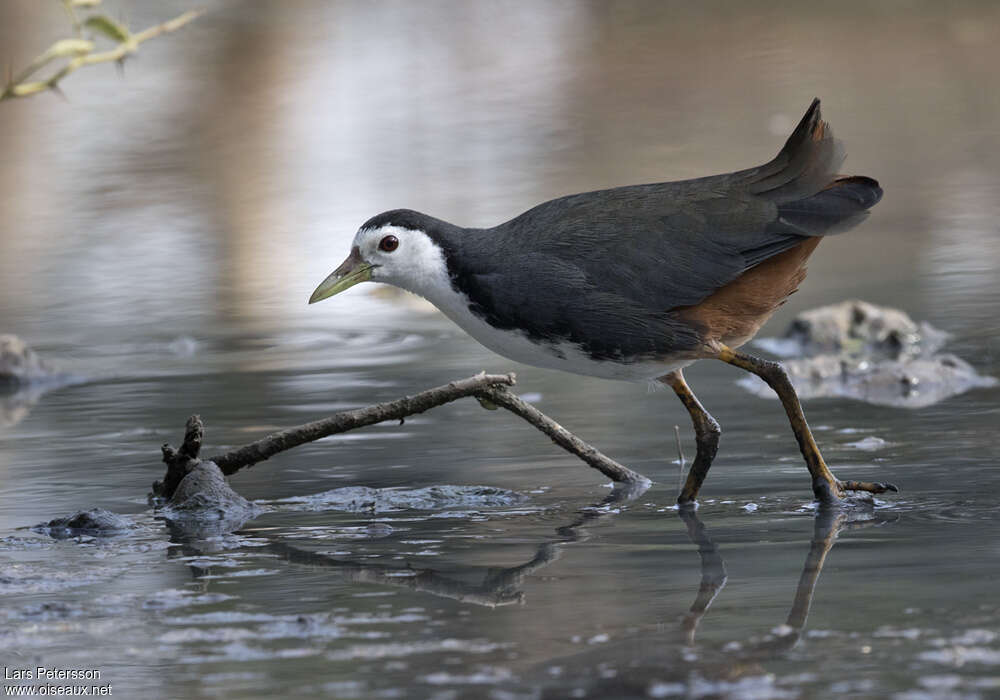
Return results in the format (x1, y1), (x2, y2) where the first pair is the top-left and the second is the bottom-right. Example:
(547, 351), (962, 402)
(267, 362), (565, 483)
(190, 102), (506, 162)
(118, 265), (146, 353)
(308, 210), (451, 304)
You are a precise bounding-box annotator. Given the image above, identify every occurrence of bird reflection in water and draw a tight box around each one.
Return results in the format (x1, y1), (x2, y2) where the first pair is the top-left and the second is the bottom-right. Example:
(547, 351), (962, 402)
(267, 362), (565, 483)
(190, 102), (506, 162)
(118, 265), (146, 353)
(164, 481), (648, 605)
(165, 485), (896, 700)
(169, 485), (894, 648)
(678, 505), (896, 655)
(162, 485), (891, 698)
(258, 481), (651, 609)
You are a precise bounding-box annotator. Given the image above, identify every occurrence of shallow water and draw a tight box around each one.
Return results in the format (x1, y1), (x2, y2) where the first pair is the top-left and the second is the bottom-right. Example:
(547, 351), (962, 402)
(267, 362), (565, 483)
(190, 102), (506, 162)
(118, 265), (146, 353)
(2, 2), (999, 698)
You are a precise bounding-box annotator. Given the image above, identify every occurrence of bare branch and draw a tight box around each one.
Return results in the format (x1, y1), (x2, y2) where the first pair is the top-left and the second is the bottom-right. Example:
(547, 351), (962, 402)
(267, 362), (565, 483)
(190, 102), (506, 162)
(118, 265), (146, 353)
(154, 372), (649, 502)
(155, 414), (206, 500)
(2, 9), (202, 102)
(210, 373), (518, 475)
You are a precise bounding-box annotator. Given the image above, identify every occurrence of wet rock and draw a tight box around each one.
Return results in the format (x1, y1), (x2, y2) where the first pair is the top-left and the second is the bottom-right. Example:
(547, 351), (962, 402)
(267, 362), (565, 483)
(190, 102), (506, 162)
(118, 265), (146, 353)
(744, 301), (997, 408)
(0, 334), (66, 388)
(160, 461), (261, 538)
(1, 334), (81, 427)
(33, 508), (133, 538)
(772, 299), (950, 360)
(170, 461), (248, 510)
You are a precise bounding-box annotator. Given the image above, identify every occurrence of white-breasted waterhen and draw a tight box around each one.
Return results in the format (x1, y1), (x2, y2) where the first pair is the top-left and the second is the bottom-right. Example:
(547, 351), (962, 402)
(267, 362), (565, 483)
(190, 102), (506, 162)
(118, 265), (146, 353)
(310, 99), (897, 505)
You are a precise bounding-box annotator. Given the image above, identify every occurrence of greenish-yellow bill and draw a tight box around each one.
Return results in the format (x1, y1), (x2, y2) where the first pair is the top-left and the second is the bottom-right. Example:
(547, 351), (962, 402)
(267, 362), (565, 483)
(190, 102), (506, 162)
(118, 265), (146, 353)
(308, 247), (373, 304)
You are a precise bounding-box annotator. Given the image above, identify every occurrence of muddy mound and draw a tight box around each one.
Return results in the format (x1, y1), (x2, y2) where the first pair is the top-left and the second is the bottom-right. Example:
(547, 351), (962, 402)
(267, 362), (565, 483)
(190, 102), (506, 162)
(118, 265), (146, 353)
(743, 300), (996, 408)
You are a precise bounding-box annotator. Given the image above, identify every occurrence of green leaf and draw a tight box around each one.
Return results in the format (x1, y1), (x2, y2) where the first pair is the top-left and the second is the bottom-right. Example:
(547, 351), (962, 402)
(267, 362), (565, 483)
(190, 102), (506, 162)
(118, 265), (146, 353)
(70, 0), (103, 7)
(84, 15), (130, 43)
(46, 39), (95, 59)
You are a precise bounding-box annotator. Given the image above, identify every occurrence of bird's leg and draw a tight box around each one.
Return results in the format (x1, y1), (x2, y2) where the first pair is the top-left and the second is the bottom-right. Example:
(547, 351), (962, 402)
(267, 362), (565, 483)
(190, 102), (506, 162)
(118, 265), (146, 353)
(717, 346), (897, 504)
(660, 370), (721, 504)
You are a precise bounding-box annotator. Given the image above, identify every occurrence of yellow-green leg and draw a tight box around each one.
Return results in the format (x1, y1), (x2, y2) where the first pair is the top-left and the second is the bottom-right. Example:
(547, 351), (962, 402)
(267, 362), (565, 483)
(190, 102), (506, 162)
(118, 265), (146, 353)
(717, 345), (897, 504)
(660, 369), (721, 504)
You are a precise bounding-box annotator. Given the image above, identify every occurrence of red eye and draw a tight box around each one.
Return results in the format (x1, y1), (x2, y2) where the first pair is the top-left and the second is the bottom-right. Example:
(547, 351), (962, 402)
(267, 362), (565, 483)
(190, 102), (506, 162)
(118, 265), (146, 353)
(378, 235), (399, 252)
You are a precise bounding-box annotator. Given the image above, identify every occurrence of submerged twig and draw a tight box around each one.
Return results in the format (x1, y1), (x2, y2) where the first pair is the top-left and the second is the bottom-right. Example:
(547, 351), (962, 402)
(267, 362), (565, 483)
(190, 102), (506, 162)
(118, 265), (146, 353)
(155, 372), (647, 501)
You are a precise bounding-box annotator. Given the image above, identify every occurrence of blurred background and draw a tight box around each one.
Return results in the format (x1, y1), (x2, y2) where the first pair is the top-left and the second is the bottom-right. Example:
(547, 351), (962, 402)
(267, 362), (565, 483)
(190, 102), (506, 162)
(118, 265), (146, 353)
(3, 0), (999, 358)
(1, 2), (999, 698)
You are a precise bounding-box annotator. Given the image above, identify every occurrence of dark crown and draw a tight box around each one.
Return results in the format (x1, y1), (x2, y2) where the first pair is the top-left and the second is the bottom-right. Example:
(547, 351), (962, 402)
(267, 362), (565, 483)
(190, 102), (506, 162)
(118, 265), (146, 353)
(360, 209), (434, 232)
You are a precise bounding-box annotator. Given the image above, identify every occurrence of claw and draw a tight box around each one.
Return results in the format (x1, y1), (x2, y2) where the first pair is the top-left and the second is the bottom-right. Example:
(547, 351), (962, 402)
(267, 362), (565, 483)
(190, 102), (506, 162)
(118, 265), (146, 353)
(839, 480), (899, 495)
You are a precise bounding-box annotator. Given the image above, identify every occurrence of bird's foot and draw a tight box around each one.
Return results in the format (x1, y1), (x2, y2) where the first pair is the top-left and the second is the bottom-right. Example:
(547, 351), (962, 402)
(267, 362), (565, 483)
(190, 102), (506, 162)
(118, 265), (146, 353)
(812, 477), (898, 508)
(838, 479), (899, 495)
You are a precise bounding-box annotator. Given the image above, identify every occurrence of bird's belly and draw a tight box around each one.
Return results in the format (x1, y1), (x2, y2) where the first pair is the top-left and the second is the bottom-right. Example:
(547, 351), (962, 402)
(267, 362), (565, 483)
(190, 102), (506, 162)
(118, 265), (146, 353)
(433, 297), (691, 381)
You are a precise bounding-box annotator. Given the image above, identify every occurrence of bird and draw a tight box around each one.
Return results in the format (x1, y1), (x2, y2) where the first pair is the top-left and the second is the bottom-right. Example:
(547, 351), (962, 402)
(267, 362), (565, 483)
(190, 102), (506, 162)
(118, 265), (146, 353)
(309, 98), (897, 505)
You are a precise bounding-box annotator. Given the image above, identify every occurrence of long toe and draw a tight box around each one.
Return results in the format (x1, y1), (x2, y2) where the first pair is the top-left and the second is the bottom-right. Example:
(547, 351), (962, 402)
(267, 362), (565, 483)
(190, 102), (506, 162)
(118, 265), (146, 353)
(839, 480), (899, 494)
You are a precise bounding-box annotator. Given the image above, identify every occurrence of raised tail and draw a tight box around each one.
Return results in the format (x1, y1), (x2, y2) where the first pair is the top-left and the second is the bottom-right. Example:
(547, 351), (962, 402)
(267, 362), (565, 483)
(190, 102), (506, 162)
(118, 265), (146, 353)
(749, 98), (882, 237)
(776, 175), (883, 236)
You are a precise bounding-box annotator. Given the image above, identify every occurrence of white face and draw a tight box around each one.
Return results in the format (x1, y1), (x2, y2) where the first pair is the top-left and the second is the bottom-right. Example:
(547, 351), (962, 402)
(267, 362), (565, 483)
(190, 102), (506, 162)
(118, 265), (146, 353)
(353, 224), (451, 300)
